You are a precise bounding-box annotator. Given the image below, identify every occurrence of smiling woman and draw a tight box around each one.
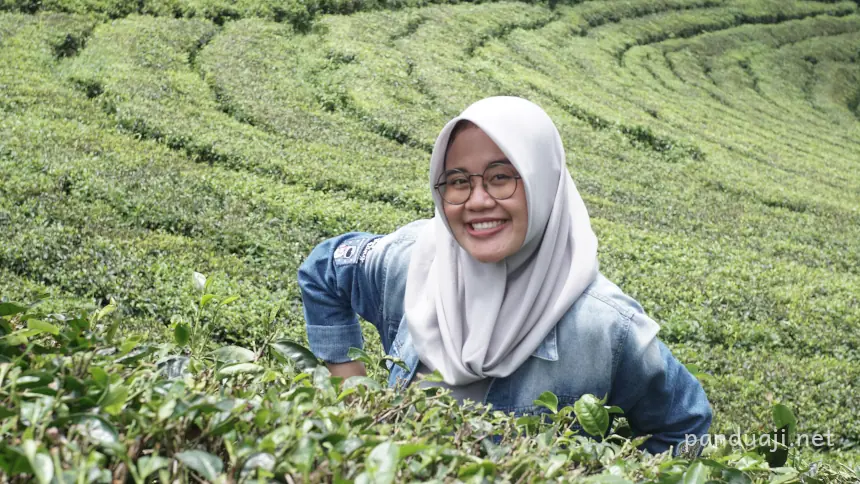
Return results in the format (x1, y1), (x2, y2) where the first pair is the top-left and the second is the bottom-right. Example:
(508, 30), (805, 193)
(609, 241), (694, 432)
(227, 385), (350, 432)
(297, 96), (712, 455)
(437, 121), (528, 262)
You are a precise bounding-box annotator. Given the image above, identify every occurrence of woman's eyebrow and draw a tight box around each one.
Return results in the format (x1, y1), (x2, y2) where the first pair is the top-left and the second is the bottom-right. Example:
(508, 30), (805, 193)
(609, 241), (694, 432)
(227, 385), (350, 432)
(445, 159), (512, 172)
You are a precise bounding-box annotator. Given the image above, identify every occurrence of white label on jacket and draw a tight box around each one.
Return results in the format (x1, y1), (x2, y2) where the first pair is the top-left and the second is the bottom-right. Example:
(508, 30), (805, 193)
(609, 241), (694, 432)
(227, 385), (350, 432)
(333, 243), (358, 265)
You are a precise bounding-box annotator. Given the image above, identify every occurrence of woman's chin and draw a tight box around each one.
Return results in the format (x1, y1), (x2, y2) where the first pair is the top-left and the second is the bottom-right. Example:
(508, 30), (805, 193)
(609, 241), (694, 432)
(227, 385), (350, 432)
(465, 243), (511, 263)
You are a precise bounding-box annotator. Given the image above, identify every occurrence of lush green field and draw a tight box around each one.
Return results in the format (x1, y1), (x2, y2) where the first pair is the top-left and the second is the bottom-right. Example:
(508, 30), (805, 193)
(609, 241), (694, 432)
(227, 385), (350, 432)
(1, 0), (859, 480)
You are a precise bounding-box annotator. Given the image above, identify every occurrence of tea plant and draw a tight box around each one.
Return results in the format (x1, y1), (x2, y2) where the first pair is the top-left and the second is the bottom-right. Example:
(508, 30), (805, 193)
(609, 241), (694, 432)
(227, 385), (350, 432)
(1, 0), (859, 477)
(2, 294), (858, 482)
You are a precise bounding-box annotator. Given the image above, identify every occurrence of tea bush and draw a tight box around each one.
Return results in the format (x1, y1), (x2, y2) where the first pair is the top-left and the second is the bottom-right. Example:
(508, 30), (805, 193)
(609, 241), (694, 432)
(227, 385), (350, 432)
(1, 0), (859, 480)
(1, 296), (858, 482)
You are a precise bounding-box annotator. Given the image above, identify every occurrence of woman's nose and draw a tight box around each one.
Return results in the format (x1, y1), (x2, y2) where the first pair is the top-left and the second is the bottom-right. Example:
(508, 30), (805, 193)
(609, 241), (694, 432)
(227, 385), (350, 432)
(466, 181), (496, 209)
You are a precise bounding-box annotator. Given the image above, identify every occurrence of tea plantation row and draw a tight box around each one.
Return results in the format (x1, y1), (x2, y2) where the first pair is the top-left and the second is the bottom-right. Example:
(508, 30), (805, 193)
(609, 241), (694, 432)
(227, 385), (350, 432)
(1, 0), (859, 480)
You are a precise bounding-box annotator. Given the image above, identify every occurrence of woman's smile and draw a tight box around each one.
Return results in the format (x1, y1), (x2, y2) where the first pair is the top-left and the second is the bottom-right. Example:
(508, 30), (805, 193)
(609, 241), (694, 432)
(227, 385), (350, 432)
(466, 219), (509, 237)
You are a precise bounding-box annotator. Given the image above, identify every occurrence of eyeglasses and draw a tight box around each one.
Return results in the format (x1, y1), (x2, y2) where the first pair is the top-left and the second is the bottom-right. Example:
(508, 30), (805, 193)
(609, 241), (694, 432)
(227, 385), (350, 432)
(434, 162), (522, 205)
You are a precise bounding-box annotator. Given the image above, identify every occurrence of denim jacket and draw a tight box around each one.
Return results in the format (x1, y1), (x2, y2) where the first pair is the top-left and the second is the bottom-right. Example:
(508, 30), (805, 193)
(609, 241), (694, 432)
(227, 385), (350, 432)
(298, 220), (712, 455)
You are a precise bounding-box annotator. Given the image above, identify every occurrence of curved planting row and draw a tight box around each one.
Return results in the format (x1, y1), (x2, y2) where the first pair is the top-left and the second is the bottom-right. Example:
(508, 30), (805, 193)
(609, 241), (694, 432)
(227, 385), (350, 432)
(0, 0), (858, 475)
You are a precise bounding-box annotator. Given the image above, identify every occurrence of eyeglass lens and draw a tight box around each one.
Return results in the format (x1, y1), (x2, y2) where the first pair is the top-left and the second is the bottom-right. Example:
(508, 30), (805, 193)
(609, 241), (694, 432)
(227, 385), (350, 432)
(438, 164), (518, 204)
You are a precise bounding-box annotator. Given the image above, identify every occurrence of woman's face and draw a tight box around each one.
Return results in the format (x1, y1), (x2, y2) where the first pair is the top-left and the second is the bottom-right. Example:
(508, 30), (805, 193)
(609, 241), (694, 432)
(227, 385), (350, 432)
(442, 125), (528, 263)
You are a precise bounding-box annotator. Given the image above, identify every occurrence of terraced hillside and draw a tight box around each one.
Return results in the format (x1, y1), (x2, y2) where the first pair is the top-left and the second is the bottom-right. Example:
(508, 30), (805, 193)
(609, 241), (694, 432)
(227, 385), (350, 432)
(2, 0), (859, 471)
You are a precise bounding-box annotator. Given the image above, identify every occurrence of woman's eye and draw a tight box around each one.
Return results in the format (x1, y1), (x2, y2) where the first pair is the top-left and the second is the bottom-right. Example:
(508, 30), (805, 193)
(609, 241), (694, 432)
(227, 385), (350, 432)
(448, 178), (469, 188)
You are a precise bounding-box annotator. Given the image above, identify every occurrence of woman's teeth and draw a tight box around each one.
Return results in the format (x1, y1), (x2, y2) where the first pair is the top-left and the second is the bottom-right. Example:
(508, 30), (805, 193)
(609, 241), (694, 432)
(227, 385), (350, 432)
(470, 220), (504, 230)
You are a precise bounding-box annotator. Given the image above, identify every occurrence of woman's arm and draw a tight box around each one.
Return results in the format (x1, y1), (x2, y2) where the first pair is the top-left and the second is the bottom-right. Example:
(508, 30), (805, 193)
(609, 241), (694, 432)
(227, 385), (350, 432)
(327, 361), (367, 378)
(297, 233), (386, 370)
(610, 312), (713, 455)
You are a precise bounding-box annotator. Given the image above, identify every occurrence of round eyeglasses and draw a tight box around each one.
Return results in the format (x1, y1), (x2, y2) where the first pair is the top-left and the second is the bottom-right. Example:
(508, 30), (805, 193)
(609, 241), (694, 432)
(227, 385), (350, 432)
(434, 162), (522, 205)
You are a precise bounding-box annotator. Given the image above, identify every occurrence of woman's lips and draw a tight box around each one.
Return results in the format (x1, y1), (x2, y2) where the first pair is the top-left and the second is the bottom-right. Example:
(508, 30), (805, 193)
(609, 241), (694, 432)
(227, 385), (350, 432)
(465, 220), (508, 238)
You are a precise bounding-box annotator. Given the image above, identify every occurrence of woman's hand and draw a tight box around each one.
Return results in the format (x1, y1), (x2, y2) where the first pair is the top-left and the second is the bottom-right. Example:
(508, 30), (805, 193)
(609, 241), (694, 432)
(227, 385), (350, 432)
(327, 361), (367, 378)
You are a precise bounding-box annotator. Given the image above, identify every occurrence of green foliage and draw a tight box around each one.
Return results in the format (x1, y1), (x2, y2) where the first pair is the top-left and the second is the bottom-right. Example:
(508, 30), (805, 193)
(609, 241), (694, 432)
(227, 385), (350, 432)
(2, 300), (858, 482)
(1, 0), (859, 479)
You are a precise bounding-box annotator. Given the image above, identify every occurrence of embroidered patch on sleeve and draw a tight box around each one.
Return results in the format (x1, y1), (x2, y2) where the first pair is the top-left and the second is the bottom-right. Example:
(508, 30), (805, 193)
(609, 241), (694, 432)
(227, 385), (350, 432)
(334, 237), (384, 266)
(333, 243), (359, 266)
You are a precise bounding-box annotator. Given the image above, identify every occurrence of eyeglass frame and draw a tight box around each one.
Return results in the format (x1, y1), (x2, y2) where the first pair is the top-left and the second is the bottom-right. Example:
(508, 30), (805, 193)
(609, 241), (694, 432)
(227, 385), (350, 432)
(433, 161), (522, 205)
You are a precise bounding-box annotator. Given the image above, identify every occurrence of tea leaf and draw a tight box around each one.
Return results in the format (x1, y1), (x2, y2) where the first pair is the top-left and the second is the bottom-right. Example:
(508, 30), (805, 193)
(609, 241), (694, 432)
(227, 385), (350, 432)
(682, 462), (708, 484)
(137, 455), (170, 480)
(100, 385), (129, 415)
(772, 404), (797, 439)
(0, 303), (27, 317)
(220, 295), (240, 306)
(54, 415), (119, 447)
(174, 322), (190, 347)
(176, 450), (223, 481)
(25, 320), (58, 336)
(212, 345), (256, 364)
(362, 441), (399, 484)
(217, 363), (263, 377)
(270, 340), (320, 370)
(574, 394), (609, 437)
(22, 440), (53, 484)
(534, 391), (559, 414)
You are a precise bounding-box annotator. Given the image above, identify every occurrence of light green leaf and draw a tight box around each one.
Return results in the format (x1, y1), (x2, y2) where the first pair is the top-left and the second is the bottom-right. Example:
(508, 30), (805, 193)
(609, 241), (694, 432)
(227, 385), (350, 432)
(158, 399), (177, 421)
(2, 329), (30, 345)
(200, 294), (216, 308)
(118, 336), (142, 356)
(574, 394), (609, 437)
(364, 441), (399, 484)
(55, 414), (119, 447)
(217, 363), (263, 377)
(683, 462), (709, 484)
(398, 444), (430, 459)
(335, 387), (356, 403)
(89, 366), (109, 388)
(422, 370), (444, 383)
(176, 450), (223, 481)
(22, 440), (53, 484)
(768, 468), (799, 484)
(534, 391), (559, 414)
(212, 345), (256, 364)
(219, 295), (240, 306)
(93, 298), (117, 324)
(21, 397), (54, 426)
(721, 469), (753, 484)
(347, 347), (371, 364)
(26, 320), (59, 336)
(100, 385), (128, 416)
(458, 460), (496, 479)
(240, 452), (275, 479)
(545, 454), (568, 479)
(582, 476), (633, 483)
(516, 415), (540, 428)
(137, 455), (170, 480)
(772, 404), (797, 439)
(342, 376), (382, 391)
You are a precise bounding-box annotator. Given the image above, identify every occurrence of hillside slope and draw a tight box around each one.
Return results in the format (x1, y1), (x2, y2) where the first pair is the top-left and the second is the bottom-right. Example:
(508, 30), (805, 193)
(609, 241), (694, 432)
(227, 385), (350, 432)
(1, 0), (859, 477)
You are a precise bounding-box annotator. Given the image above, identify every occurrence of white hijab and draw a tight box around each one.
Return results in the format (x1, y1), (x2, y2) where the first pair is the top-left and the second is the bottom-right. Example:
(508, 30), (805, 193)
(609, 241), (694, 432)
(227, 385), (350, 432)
(404, 96), (600, 386)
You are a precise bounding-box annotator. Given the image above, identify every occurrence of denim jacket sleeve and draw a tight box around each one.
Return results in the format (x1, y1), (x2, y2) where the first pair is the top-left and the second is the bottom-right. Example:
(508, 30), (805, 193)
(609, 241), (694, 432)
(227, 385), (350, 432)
(610, 311), (713, 455)
(296, 221), (423, 363)
(297, 232), (386, 363)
